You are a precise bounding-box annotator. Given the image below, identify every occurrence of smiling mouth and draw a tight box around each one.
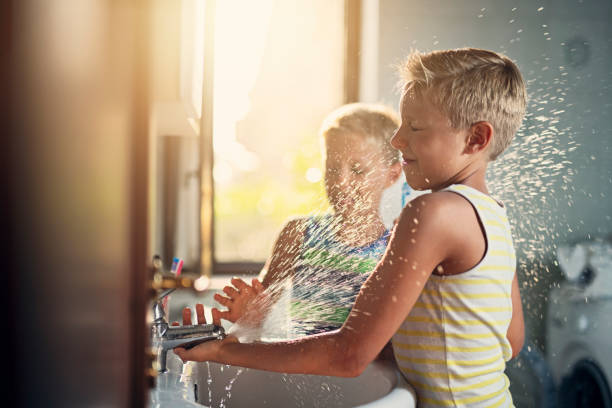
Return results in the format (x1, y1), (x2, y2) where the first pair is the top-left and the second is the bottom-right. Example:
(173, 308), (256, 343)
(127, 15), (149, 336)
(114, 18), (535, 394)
(402, 156), (416, 165)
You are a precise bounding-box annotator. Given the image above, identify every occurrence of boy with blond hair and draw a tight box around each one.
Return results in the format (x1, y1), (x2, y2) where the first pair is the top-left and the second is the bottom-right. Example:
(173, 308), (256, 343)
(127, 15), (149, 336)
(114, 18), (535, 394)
(213, 102), (402, 337)
(175, 48), (526, 407)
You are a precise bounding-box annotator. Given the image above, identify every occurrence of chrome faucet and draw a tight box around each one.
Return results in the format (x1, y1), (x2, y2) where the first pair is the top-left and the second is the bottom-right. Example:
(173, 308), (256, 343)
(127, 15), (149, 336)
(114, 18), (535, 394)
(150, 256), (225, 373)
(151, 288), (225, 372)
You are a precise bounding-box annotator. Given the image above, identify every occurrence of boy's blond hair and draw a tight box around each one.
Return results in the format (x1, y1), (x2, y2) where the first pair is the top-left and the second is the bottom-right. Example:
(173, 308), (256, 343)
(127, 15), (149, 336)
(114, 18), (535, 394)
(399, 48), (527, 160)
(319, 103), (400, 165)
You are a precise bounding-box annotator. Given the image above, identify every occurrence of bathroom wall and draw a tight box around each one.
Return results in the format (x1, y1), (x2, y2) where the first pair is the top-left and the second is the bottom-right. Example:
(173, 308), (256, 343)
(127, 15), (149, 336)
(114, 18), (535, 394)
(372, 0), (612, 351)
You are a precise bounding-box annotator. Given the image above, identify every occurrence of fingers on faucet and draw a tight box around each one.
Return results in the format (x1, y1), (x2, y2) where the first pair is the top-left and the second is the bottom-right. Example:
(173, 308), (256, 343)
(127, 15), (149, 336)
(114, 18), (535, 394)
(211, 307), (222, 326)
(182, 307), (192, 326)
(195, 303), (206, 325)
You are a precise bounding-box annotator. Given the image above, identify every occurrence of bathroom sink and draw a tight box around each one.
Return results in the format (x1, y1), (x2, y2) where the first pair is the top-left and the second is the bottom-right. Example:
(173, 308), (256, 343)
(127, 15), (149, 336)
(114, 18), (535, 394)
(191, 359), (416, 408)
(161, 290), (416, 407)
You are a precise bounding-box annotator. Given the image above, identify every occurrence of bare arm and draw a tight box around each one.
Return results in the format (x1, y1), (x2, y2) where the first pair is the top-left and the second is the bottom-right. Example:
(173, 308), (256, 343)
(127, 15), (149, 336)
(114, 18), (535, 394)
(506, 273), (525, 358)
(176, 194), (458, 376)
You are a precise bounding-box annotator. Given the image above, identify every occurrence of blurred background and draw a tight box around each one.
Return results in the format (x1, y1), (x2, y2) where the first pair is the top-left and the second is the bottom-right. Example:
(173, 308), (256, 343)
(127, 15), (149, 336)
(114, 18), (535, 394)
(3, 0), (611, 407)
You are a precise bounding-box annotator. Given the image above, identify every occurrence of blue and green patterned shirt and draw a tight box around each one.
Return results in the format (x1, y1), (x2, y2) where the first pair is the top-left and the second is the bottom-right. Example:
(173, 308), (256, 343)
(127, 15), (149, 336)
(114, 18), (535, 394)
(289, 214), (390, 336)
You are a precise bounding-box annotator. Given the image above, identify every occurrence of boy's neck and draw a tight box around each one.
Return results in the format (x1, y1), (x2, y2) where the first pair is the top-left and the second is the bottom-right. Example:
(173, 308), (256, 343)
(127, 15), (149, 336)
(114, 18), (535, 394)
(433, 164), (490, 196)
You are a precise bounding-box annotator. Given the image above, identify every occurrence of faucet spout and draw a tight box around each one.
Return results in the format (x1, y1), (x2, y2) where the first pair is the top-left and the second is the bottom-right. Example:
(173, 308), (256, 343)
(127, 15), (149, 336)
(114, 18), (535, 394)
(154, 324), (226, 372)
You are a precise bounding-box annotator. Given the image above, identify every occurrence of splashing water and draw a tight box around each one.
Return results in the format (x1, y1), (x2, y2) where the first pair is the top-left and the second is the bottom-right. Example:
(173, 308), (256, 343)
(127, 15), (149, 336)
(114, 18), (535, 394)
(216, 41), (586, 390)
(217, 368), (243, 408)
(227, 208), (393, 342)
(488, 83), (577, 349)
(205, 362), (212, 407)
(227, 108), (577, 343)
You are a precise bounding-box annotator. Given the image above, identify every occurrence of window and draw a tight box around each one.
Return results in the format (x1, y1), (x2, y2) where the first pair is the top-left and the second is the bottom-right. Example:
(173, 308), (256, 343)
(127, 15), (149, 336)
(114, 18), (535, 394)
(209, 1), (348, 271)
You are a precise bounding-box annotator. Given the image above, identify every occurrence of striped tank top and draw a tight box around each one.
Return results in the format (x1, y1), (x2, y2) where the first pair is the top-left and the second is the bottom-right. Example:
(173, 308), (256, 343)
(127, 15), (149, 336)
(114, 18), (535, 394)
(289, 214), (390, 336)
(392, 184), (516, 407)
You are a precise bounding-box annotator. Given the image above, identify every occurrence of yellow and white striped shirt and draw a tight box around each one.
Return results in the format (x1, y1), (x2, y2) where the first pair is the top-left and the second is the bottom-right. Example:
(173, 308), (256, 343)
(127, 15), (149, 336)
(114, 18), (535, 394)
(392, 184), (516, 408)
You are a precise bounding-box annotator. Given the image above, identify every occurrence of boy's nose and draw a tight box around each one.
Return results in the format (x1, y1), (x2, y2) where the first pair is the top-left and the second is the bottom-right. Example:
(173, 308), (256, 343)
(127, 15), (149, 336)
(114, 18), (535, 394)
(390, 129), (405, 150)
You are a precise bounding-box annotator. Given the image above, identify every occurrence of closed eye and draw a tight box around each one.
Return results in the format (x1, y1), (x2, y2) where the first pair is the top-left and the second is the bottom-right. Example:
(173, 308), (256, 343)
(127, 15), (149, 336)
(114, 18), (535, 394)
(408, 120), (423, 131)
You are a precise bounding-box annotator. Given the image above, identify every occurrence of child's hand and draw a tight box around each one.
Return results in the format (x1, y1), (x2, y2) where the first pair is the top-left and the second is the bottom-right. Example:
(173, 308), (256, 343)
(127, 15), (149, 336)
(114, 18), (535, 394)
(213, 278), (265, 323)
(171, 303), (208, 326)
(174, 332), (239, 363)
(173, 304), (238, 363)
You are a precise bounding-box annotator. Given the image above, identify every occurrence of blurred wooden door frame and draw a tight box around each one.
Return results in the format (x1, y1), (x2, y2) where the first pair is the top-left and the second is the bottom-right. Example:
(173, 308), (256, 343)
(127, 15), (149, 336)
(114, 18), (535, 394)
(344, 0), (362, 104)
(3, 1), (150, 406)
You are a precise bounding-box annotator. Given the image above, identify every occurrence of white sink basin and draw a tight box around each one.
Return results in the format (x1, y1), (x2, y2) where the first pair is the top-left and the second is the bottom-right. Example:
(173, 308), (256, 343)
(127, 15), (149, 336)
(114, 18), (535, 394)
(192, 359), (416, 408)
(161, 290), (416, 407)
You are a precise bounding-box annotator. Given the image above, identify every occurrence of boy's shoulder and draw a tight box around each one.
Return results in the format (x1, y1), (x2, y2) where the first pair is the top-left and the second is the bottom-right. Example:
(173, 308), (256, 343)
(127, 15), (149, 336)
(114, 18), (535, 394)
(282, 214), (330, 229)
(394, 189), (486, 271)
(401, 190), (473, 218)
(280, 216), (309, 233)
(271, 217), (310, 252)
(287, 213), (338, 226)
(278, 214), (330, 240)
(396, 190), (480, 242)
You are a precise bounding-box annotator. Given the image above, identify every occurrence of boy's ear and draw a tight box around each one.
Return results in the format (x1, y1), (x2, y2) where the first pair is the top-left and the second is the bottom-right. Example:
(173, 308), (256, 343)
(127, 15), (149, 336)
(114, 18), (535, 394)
(465, 121), (493, 154)
(385, 161), (403, 188)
